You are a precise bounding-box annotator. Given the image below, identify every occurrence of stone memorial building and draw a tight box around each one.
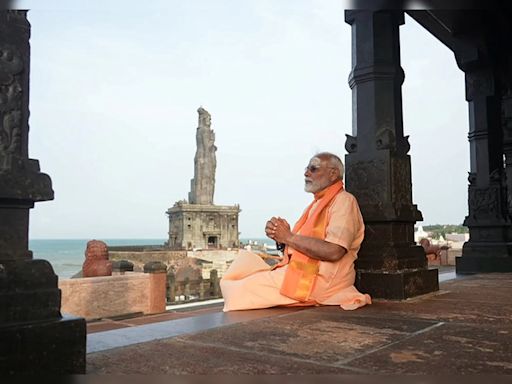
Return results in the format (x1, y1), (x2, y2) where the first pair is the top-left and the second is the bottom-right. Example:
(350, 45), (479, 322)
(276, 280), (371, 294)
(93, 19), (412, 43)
(166, 107), (240, 250)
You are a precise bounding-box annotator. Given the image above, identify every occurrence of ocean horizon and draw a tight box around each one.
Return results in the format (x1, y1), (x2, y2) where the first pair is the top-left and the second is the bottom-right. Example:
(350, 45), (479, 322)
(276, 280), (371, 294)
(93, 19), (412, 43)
(30, 237), (273, 279)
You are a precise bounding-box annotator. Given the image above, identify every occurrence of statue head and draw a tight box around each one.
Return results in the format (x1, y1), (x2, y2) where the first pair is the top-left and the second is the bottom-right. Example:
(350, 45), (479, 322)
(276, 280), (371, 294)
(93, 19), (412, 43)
(197, 106), (211, 128)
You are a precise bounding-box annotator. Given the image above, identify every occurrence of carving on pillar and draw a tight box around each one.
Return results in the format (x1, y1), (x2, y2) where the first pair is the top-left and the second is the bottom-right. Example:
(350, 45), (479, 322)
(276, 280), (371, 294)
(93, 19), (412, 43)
(189, 107), (217, 205)
(345, 159), (385, 206)
(345, 134), (357, 153)
(0, 44), (23, 160)
(391, 157), (412, 206)
(469, 187), (500, 218)
(468, 172), (477, 185)
(398, 135), (411, 156)
(467, 169), (508, 221)
(375, 127), (396, 150)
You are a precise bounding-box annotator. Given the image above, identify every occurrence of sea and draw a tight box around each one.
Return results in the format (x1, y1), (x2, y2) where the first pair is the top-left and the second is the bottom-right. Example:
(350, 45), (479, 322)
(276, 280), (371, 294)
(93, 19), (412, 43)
(29, 237), (274, 279)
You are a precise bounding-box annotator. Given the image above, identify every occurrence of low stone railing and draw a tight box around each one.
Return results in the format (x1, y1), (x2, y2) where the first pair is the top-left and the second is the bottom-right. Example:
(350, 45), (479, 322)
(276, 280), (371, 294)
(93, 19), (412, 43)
(59, 261), (167, 320)
(167, 269), (221, 304)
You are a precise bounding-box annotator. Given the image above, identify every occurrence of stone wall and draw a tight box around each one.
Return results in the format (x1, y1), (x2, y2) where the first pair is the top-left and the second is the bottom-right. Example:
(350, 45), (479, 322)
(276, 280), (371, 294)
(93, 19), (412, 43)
(108, 249), (237, 279)
(59, 272), (166, 320)
(109, 250), (187, 271)
(167, 269), (221, 303)
(187, 249), (237, 278)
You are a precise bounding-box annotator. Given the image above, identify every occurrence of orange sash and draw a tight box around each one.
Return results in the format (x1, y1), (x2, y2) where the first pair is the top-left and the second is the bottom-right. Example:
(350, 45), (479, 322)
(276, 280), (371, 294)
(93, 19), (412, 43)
(279, 180), (344, 301)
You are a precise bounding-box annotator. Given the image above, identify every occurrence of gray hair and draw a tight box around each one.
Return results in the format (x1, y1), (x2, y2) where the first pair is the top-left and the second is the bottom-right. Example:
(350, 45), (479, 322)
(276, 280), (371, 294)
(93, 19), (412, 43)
(314, 152), (344, 181)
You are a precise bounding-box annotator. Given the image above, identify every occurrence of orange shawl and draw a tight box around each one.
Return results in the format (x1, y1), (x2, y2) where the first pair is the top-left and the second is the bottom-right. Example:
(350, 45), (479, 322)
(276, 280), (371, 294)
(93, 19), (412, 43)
(279, 180), (344, 301)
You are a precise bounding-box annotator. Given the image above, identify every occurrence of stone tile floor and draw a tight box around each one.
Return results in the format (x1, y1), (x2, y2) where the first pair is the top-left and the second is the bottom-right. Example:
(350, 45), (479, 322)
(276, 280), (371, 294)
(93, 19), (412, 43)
(87, 271), (512, 374)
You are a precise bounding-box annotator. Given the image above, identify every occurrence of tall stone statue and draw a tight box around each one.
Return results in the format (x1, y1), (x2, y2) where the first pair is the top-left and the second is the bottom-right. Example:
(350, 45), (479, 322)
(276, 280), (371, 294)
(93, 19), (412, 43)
(189, 107), (217, 204)
(167, 107), (239, 250)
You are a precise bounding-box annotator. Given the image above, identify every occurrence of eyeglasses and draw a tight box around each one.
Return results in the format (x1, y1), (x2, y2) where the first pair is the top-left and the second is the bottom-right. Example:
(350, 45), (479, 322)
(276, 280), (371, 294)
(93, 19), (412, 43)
(304, 165), (336, 173)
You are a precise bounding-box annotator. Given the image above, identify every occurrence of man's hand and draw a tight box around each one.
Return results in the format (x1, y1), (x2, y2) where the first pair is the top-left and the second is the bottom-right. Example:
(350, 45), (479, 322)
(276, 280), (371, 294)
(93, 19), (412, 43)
(265, 217), (292, 243)
(265, 216), (346, 262)
(264, 217), (276, 240)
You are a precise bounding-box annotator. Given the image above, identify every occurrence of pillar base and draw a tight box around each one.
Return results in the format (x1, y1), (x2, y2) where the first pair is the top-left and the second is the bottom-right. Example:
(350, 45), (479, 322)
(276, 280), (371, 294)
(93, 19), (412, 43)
(0, 314), (86, 374)
(457, 240), (512, 273)
(456, 255), (512, 274)
(356, 268), (439, 300)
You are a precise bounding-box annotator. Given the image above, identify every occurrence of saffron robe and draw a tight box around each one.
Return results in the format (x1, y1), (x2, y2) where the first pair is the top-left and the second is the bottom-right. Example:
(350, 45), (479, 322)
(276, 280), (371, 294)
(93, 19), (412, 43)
(279, 180), (344, 302)
(220, 190), (372, 311)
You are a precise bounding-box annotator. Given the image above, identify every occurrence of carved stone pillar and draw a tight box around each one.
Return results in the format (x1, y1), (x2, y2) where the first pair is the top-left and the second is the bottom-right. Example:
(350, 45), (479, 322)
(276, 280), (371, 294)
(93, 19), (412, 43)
(344, 10), (438, 299)
(456, 69), (512, 273)
(0, 11), (85, 373)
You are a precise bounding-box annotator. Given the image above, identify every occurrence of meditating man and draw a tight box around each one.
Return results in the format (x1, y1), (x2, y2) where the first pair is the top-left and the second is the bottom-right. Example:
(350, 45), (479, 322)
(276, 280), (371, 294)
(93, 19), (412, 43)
(220, 152), (371, 311)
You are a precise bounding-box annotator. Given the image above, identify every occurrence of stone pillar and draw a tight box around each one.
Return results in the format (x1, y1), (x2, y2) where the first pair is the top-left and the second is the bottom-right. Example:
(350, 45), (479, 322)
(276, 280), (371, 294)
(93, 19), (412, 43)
(0, 11), (85, 374)
(210, 269), (220, 297)
(344, 10), (438, 299)
(166, 270), (176, 303)
(144, 261), (167, 314)
(183, 277), (191, 300)
(199, 280), (205, 299)
(456, 69), (512, 273)
(503, 90), (512, 216)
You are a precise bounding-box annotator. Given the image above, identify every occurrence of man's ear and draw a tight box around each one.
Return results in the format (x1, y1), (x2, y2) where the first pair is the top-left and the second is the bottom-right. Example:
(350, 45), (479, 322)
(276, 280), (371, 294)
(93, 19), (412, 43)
(329, 168), (338, 181)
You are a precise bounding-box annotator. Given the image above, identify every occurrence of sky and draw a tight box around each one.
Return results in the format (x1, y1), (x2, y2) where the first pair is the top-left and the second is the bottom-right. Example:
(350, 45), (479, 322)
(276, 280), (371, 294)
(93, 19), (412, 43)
(22, 0), (468, 239)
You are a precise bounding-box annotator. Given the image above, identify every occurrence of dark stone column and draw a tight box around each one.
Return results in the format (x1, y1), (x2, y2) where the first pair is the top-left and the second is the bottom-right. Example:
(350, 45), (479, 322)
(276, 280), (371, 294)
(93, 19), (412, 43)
(0, 11), (85, 374)
(344, 10), (438, 300)
(456, 69), (512, 273)
(503, 90), (512, 216)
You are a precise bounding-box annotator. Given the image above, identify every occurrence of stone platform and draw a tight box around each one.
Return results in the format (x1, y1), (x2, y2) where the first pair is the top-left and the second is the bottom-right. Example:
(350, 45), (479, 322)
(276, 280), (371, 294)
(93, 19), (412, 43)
(87, 272), (512, 374)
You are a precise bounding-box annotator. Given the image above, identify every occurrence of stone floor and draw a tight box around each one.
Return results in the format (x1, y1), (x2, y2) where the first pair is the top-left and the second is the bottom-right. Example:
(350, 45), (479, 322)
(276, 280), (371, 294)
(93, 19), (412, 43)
(86, 272), (512, 374)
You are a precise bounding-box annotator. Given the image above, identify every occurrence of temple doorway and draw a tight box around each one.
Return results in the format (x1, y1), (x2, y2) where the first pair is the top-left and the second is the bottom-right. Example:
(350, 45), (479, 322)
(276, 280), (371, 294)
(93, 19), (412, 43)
(207, 236), (218, 249)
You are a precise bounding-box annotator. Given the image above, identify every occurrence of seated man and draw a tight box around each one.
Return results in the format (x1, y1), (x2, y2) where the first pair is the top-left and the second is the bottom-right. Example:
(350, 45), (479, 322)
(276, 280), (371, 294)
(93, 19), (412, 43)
(220, 152), (371, 311)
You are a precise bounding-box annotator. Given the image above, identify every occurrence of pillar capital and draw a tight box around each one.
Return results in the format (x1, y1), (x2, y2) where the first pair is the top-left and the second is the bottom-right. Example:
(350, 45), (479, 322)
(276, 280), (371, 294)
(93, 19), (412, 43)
(345, 9), (404, 26)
